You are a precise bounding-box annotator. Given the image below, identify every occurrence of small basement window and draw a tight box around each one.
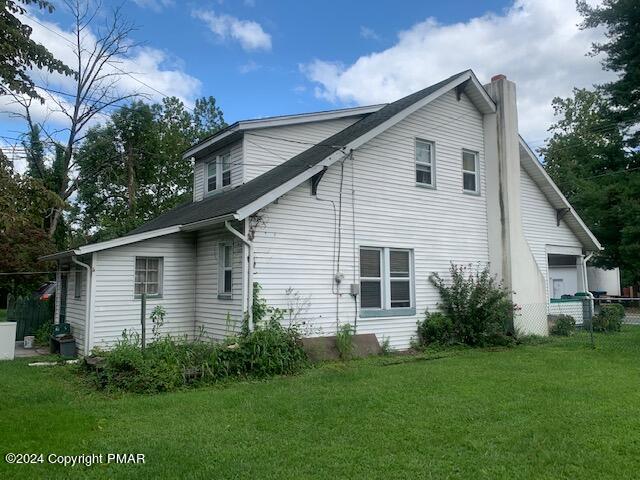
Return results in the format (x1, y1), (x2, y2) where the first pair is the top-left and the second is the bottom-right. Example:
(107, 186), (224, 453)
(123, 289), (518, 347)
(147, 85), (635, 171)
(415, 139), (435, 187)
(135, 257), (163, 297)
(218, 242), (233, 298)
(360, 247), (415, 317)
(462, 150), (479, 193)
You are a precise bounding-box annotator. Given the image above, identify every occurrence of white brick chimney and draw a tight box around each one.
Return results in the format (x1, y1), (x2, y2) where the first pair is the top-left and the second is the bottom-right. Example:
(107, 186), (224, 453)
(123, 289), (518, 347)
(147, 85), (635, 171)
(483, 74), (549, 335)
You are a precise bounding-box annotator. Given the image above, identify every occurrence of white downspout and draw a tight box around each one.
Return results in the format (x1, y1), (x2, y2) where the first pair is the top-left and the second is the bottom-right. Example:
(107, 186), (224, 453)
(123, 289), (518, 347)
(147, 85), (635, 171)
(72, 256), (92, 355)
(225, 220), (254, 332)
(582, 253), (595, 321)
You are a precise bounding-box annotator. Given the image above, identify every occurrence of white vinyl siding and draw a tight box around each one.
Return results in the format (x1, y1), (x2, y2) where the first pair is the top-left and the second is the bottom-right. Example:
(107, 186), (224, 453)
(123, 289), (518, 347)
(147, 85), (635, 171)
(91, 233), (196, 350)
(415, 139), (435, 187)
(251, 90), (487, 349)
(65, 264), (88, 354)
(243, 117), (362, 181)
(462, 149), (479, 193)
(195, 226), (244, 339)
(520, 169), (582, 300)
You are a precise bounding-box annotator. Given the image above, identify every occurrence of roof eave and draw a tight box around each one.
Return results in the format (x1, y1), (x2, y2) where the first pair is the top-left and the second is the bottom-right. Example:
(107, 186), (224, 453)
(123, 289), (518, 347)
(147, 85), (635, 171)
(519, 137), (602, 252)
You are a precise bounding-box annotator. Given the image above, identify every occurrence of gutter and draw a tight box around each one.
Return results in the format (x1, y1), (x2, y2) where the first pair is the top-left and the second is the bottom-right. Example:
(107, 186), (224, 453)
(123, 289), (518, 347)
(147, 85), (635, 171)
(72, 256), (93, 355)
(224, 220), (254, 332)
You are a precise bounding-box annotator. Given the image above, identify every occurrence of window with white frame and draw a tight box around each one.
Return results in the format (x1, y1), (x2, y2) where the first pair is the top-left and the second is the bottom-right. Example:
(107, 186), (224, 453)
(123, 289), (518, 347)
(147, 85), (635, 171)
(206, 161), (217, 193)
(206, 152), (232, 194)
(134, 257), (163, 296)
(360, 247), (414, 315)
(218, 242), (233, 296)
(74, 270), (82, 299)
(415, 139), (435, 186)
(462, 150), (479, 193)
(221, 152), (231, 187)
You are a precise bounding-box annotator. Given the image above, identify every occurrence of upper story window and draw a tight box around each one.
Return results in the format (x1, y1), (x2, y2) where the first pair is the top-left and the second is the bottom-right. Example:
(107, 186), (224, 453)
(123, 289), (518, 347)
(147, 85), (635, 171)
(360, 247), (414, 317)
(221, 153), (231, 187)
(462, 150), (479, 193)
(206, 152), (232, 194)
(415, 139), (435, 187)
(135, 257), (163, 297)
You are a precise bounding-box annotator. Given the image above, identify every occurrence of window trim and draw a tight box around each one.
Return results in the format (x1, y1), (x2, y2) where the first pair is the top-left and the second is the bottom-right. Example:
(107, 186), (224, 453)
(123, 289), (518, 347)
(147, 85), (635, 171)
(415, 138), (436, 189)
(217, 241), (234, 299)
(205, 150), (233, 195)
(359, 247), (383, 310)
(74, 269), (82, 299)
(134, 256), (164, 298)
(359, 247), (415, 318)
(462, 149), (480, 195)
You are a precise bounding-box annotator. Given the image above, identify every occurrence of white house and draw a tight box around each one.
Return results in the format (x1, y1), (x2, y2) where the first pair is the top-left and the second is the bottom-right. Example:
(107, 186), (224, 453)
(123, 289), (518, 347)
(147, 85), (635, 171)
(42, 71), (601, 354)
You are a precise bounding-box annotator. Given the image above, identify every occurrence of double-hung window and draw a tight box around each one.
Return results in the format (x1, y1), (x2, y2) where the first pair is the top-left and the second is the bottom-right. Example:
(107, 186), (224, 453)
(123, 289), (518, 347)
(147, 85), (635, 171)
(74, 270), (82, 299)
(206, 151), (232, 194)
(360, 247), (414, 317)
(462, 150), (479, 193)
(415, 139), (435, 187)
(135, 257), (163, 297)
(218, 242), (233, 298)
(221, 152), (231, 187)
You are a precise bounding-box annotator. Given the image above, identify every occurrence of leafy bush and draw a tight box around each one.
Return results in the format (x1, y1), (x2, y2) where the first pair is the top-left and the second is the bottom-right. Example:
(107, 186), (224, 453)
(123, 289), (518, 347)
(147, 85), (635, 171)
(336, 323), (355, 360)
(421, 264), (515, 347)
(417, 311), (454, 346)
(593, 304), (625, 332)
(550, 315), (576, 336)
(34, 321), (53, 346)
(85, 318), (308, 394)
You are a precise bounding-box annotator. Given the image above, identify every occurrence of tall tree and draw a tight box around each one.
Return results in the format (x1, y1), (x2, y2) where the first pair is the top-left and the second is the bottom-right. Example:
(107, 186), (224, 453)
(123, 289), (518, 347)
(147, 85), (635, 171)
(541, 89), (640, 285)
(0, 149), (61, 295)
(14, 0), (142, 242)
(73, 96), (225, 242)
(0, 0), (74, 101)
(578, 0), (640, 148)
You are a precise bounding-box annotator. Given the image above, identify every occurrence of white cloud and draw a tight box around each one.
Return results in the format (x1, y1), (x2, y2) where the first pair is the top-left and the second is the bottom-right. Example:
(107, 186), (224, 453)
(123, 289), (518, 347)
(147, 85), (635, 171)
(131, 0), (175, 12)
(302, 0), (614, 144)
(360, 26), (380, 41)
(192, 9), (272, 51)
(0, 13), (202, 129)
(238, 60), (261, 74)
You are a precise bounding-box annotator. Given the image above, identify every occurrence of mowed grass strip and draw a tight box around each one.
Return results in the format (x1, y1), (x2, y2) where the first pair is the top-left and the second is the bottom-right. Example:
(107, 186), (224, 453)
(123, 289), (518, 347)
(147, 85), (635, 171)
(1, 328), (639, 479)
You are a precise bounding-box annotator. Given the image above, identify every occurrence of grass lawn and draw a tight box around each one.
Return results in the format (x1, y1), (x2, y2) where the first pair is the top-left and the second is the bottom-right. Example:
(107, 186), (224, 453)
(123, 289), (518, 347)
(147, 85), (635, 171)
(2, 329), (640, 479)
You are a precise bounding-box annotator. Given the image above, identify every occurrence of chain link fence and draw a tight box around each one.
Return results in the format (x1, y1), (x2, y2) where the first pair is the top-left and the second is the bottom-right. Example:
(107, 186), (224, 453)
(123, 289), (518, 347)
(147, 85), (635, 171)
(516, 297), (640, 348)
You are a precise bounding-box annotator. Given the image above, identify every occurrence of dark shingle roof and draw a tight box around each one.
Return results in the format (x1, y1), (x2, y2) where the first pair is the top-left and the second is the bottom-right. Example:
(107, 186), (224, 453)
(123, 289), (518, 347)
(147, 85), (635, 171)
(129, 70), (470, 235)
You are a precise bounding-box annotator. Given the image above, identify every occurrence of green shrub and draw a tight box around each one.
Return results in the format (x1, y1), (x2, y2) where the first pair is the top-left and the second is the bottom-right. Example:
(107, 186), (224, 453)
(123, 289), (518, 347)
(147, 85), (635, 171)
(550, 315), (576, 336)
(424, 264), (515, 347)
(85, 318), (308, 394)
(336, 323), (355, 360)
(34, 321), (53, 346)
(593, 304), (625, 332)
(417, 311), (455, 346)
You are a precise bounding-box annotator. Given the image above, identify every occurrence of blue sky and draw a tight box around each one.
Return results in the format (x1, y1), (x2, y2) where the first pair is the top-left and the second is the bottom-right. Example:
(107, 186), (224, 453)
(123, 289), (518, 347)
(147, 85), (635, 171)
(1, 0), (612, 169)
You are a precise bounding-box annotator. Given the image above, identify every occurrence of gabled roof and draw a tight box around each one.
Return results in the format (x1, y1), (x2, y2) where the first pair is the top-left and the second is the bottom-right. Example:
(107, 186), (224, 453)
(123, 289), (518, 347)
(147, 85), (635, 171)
(129, 70), (493, 237)
(519, 137), (601, 252)
(43, 70), (496, 258)
(183, 104), (386, 160)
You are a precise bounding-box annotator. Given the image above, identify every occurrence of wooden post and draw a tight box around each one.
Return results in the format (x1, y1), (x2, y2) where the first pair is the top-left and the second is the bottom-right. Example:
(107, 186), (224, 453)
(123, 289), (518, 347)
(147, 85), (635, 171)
(140, 293), (146, 351)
